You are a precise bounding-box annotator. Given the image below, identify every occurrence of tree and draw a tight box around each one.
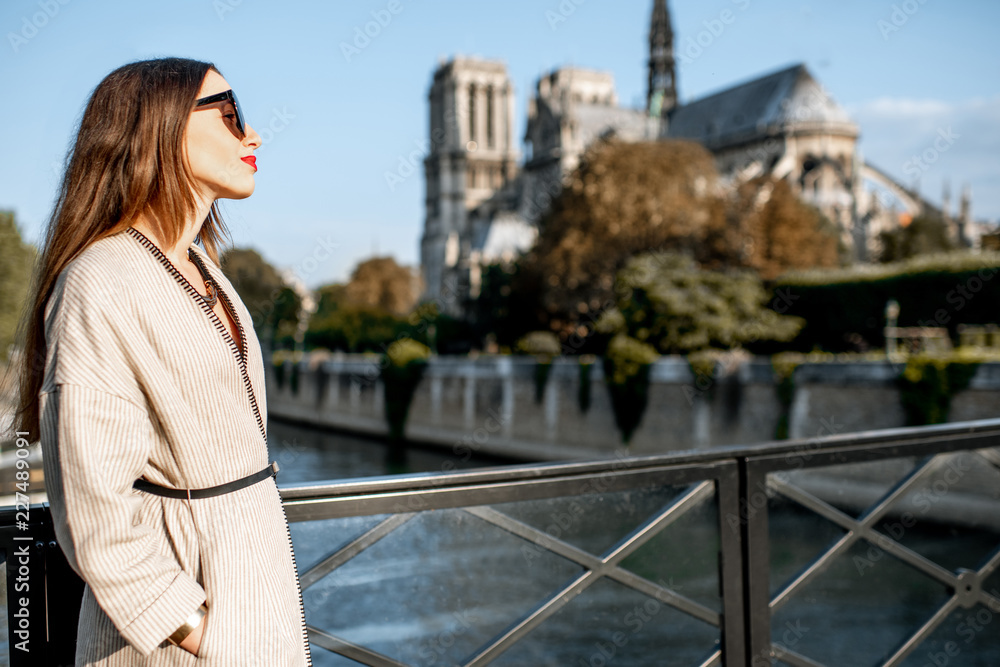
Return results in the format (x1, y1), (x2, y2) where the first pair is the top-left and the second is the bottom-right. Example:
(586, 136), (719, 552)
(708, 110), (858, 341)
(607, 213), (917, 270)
(730, 177), (842, 280)
(471, 262), (539, 350)
(313, 283), (348, 321)
(598, 252), (804, 355)
(305, 305), (412, 353)
(220, 248), (300, 346)
(878, 214), (955, 263)
(344, 256), (420, 316)
(303, 262), (426, 354)
(0, 210), (37, 361)
(516, 139), (730, 337)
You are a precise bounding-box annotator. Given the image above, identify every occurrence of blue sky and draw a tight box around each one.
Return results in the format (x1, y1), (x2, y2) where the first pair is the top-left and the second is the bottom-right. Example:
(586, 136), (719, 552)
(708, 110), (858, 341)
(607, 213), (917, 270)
(2, 0), (998, 288)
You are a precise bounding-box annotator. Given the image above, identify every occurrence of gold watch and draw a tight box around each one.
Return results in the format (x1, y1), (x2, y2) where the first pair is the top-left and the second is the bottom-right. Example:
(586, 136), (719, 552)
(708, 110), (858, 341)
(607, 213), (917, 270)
(167, 603), (208, 646)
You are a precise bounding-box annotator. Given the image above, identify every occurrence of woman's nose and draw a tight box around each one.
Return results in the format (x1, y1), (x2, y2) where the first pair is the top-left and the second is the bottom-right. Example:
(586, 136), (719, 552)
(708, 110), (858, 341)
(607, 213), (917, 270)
(244, 123), (262, 148)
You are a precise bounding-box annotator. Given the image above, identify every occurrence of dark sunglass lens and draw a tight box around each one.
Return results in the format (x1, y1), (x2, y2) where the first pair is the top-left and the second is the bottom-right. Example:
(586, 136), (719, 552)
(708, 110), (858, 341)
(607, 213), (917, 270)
(232, 92), (246, 138)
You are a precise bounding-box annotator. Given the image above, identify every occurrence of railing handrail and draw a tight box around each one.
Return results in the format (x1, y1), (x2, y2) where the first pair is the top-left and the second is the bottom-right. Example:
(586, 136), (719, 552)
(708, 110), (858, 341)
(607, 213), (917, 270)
(277, 417), (1000, 501)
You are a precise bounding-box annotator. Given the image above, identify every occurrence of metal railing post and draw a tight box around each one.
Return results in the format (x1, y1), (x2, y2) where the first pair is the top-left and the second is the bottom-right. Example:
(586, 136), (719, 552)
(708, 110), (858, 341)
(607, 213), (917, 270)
(741, 459), (773, 667)
(0, 506), (84, 667)
(717, 463), (747, 666)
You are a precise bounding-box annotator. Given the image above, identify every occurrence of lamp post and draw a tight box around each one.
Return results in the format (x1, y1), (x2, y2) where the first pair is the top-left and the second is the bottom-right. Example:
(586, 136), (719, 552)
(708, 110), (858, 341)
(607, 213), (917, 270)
(885, 299), (901, 362)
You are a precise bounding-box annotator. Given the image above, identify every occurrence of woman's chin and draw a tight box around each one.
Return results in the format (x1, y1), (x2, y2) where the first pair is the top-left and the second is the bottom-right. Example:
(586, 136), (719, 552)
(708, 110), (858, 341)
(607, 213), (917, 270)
(219, 182), (255, 200)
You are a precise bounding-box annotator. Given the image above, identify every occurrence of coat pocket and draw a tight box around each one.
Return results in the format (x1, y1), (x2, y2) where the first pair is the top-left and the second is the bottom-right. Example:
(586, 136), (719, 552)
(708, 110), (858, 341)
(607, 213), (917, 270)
(159, 496), (204, 583)
(194, 602), (214, 662)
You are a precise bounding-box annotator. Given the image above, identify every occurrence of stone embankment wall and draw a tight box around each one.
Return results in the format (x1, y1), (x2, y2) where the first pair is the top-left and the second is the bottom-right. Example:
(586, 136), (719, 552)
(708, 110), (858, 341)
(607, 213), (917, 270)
(266, 357), (1000, 461)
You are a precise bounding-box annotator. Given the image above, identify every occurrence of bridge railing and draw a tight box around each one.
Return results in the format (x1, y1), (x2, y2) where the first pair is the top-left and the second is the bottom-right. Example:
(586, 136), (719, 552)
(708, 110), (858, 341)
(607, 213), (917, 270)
(3, 419), (1000, 666)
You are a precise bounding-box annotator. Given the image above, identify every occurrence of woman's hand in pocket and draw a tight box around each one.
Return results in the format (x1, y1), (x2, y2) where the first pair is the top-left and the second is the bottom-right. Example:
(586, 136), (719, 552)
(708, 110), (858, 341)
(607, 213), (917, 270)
(179, 607), (207, 656)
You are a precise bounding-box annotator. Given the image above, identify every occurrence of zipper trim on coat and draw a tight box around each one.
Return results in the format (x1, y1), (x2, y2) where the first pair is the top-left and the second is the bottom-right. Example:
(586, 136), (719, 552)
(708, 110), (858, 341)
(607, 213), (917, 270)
(278, 497), (314, 665)
(124, 227), (268, 444)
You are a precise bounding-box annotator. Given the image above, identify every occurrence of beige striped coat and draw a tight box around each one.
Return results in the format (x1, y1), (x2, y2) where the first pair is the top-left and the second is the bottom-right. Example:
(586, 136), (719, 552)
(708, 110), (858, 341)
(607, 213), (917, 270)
(39, 228), (312, 666)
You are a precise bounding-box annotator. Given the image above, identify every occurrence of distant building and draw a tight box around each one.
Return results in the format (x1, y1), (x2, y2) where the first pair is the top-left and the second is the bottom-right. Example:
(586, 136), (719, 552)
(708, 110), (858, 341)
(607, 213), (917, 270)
(419, 0), (976, 315)
(420, 58), (520, 312)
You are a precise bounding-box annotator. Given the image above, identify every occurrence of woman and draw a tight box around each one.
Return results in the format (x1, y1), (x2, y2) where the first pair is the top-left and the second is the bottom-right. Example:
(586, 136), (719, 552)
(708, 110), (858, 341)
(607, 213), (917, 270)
(14, 58), (312, 665)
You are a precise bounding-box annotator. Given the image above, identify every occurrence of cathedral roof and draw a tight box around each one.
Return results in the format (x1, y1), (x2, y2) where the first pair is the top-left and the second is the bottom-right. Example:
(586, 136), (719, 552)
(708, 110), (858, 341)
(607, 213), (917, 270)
(665, 63), (857, 149)
(572, 103), (661, 146)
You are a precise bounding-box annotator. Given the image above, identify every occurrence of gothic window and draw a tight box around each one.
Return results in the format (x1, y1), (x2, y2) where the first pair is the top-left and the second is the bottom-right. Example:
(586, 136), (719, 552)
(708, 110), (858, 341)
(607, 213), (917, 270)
(486, 85), (495, 149)
(468, 84), (477, 143)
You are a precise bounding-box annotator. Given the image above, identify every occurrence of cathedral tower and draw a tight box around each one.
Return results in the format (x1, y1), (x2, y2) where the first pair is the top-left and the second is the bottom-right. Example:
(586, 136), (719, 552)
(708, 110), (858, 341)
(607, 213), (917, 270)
(647, 0), (677, 118)
(420, 57), (518, 311)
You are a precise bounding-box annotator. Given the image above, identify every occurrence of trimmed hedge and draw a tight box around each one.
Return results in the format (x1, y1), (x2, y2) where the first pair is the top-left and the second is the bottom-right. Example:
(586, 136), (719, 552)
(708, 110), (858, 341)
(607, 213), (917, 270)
(603, 335), (659, 445)
(381, 340), (431, 443)
(776, 252), (1000, 352)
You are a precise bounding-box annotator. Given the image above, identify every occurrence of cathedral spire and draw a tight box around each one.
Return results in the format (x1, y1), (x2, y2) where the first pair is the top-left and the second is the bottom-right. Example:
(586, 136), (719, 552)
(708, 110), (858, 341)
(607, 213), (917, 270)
(647, 0), (677, 118)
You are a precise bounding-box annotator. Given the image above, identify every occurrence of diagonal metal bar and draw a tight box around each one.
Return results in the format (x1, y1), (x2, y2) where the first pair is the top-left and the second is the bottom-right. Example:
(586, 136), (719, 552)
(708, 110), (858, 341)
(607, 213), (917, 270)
(773, 644), (827, 667)
(767, 453), (998, 666)
(606, 567), (719, 626)
(307, 625), (410, 667)
(694, 647), (722, 667)
(462, 482), (716, 666)
(881, 597), (961, 667)
(766, 456), (943, 611)
(461, 514), (719, 626)
(847, 455), (942, 525)
(975, 447), (1000, 470)
(977, 542), (1000, 580)
(300, 513), (415, 590)
(976, 544), (1000, 611)
(770, 477), (956, 594)
(466, 482), (718, 621)
(601, 481), (715, 567)
(463, 569), (597, 667)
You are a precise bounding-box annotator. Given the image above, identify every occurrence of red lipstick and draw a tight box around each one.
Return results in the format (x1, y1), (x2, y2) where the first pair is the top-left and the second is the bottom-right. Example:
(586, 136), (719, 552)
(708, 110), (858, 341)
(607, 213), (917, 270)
(241, 156), (257, 171)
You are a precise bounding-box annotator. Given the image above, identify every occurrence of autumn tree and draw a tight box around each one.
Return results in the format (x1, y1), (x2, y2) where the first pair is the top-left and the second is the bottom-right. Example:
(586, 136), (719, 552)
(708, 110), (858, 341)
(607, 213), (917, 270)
(344, 256), (420, 316)
(729, 176), (841, 280)
(516, 139), (730, 337)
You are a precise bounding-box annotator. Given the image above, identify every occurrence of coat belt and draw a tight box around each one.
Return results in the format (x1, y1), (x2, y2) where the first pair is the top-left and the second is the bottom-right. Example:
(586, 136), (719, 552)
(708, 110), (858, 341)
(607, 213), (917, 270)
(133, 461), (279, 499)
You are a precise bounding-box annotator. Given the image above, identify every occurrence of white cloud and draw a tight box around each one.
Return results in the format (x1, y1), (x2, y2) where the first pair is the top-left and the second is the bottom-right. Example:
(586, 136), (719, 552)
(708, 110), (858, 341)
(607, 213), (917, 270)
(850, 95), (1000, 222)
(851, 97), (954, 118)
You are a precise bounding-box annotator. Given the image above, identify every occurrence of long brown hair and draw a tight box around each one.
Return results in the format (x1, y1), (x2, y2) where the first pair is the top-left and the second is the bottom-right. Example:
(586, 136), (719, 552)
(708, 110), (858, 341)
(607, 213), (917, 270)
(13, 57), (232, 439)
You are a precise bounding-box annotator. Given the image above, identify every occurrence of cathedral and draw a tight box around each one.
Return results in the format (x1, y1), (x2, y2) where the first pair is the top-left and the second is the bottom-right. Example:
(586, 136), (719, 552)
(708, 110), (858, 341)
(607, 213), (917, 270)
(419, 0), (976, 315)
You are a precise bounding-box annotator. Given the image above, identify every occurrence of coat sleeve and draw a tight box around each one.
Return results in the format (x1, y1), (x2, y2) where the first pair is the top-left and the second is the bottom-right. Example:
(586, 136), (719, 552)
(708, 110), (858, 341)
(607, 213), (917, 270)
(39, 264), (207, 655)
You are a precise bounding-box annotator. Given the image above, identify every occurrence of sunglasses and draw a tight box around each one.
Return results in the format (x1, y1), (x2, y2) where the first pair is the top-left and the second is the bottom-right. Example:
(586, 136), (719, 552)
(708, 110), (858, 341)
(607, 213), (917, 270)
(194, 89), (246, 139)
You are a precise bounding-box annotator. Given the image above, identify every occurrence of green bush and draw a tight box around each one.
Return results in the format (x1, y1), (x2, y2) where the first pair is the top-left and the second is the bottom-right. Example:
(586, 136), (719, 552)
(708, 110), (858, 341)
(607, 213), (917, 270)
(516, 332), (561, 403)
(305, 304), (414, 353)
(604, 252), (803, 355)
(685, 350), (720, 403)
(777, 252), (1000, 352)
(603, 335), (659, 445)
(515, 331), (562, 356)
(381, 339), (431, 442)
(898, 351), (990, 425)
(578, 356), (595, 413)
(771, 353), (804, 440)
